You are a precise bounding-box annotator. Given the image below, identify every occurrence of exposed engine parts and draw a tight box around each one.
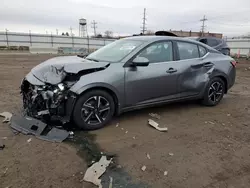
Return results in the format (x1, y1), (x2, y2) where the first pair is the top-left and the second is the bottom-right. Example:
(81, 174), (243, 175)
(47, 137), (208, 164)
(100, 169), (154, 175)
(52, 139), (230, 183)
(21, 79), (70, 121)
(20, 61), (109, 124)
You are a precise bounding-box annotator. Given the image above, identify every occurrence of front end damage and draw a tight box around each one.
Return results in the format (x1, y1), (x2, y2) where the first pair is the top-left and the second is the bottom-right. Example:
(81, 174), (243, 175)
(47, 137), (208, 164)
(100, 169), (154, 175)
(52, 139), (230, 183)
(21, 76), (76, 124)
(20, 56), (110, 125)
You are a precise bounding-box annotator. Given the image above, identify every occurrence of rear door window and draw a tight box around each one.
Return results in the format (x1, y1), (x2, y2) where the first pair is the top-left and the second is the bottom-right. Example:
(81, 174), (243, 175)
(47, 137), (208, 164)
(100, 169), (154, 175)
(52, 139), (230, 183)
(198, 46), (207, 57)
(177, 42), (199, 60)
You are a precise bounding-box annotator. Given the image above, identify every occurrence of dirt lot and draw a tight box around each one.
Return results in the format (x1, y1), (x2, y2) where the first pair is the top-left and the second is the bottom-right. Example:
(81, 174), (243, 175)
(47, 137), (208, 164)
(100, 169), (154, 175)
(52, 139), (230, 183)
(1, 55), (250, 188)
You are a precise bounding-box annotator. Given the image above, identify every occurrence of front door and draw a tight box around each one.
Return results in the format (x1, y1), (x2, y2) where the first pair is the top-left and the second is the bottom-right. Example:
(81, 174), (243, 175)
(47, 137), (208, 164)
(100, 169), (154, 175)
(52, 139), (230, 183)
(124, 41), (179, 106)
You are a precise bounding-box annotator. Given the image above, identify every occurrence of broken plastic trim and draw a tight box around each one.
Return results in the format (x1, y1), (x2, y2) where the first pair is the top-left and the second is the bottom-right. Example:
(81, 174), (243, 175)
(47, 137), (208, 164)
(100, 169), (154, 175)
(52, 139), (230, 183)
(10, 115), (70, 142)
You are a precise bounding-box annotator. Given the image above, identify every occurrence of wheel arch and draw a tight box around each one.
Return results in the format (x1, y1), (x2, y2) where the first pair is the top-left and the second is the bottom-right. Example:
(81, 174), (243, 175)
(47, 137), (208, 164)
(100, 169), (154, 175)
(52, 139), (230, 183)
(217, 75), (228, 93)
(72, 83), (121, 115)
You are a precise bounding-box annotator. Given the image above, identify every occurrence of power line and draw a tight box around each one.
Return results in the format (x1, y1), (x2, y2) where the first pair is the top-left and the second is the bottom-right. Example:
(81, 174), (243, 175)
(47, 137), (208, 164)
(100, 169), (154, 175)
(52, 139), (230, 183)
(91, 20), (97, 36)
(141, 8), (147, 34)
(200, 15), (207, 36)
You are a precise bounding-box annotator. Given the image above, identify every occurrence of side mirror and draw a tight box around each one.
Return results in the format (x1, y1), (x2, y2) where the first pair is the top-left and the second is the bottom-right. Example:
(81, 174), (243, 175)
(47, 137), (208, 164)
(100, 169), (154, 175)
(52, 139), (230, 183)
(132, 57), (149, 66)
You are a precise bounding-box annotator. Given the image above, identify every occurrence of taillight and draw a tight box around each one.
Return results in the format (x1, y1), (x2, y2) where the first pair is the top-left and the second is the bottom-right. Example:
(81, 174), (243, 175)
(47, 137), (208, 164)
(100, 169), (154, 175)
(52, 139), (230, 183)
(231, 61), (237, 67)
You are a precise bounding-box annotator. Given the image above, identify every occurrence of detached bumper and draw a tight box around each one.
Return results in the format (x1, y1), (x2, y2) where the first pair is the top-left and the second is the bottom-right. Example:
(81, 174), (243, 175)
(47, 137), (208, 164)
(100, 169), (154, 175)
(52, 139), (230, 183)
(10, 115), (70, 142)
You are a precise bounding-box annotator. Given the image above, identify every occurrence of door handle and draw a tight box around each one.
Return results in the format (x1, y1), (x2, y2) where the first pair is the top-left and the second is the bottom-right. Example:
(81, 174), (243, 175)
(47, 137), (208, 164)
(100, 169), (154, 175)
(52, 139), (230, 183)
(166, 68), (177, 73)
(203, 62), (214, 67)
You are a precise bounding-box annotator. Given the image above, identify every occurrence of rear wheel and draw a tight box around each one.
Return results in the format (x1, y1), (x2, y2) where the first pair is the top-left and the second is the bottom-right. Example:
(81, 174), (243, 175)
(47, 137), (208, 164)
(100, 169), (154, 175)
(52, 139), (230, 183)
(73, 90), (115, 130)
(202, 77), (225, 106)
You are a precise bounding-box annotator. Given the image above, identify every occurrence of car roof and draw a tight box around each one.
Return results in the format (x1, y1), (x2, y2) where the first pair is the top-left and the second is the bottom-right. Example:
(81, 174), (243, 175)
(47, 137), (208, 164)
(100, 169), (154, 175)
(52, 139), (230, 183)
(123, 35), (206, 45)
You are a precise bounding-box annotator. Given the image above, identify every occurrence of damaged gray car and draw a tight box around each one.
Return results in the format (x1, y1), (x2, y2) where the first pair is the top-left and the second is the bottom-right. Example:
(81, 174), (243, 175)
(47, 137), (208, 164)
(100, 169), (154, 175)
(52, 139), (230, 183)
(21, 36), (236, 130)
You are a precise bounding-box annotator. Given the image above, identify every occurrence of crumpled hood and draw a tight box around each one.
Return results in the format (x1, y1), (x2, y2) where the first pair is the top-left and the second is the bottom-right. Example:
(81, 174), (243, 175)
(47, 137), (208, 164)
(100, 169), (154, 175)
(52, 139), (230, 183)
(29, 56), (110, 85)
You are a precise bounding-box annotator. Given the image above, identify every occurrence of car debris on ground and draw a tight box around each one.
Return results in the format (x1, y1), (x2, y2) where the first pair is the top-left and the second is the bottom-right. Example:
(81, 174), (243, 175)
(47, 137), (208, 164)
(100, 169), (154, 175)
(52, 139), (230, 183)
(0, 112), (12, 123)
(141, 165), (147, 171)
(82, 156), (112, 188)
(207, 121), (215, 125)
(146, 153), (151, 159)
(148, 119), (168, 132)
(109, 176), (113, 188)
(164, 171), (168, 176)
(149, 113), (161, 120)
(27, 138), (32, 143)
(9, 115), (72, 143)
(169, 153), (174, 156)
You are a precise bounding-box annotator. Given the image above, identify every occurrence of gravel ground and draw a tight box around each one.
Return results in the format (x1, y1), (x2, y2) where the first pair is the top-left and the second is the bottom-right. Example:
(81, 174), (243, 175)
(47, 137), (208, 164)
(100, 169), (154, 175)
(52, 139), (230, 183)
(1, 55), (250, 188)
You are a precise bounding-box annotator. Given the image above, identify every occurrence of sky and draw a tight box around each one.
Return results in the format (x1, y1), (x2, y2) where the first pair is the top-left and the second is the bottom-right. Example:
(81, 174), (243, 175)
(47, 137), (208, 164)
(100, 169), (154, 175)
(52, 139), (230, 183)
(0, 0), (250, 37)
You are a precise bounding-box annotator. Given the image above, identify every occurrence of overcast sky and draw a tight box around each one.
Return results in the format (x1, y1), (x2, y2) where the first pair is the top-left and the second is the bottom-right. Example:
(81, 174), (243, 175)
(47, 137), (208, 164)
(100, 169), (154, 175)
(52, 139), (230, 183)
(0, 0), (250, 37)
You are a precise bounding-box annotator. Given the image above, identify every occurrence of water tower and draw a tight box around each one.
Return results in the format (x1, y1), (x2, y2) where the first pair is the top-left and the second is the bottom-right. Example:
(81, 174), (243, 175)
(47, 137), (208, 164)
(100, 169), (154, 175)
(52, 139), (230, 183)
(79, 18), (87, 37)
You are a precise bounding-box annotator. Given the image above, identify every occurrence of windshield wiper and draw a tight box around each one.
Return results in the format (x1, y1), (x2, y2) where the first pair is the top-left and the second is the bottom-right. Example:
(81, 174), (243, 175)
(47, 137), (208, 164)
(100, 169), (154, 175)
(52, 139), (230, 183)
(86, 58), (99, 62)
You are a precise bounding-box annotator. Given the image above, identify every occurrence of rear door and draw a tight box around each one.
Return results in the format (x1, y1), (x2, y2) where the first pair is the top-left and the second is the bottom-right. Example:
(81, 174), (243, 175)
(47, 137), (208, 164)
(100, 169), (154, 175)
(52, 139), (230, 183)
(174, 41), (212, 97)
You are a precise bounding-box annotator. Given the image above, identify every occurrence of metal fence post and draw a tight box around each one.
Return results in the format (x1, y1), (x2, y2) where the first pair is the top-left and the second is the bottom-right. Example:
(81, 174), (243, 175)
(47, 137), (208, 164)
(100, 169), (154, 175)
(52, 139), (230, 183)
(51, 33), (53, 47)
(72, 35), (74, 47)
(29, 30), (32, 46)
(5, 29), (9, 47)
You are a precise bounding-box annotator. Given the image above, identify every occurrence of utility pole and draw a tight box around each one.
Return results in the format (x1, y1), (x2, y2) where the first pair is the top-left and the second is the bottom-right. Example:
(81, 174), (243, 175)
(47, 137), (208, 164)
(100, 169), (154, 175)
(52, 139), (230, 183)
(56, 29), (58, 35)
(91, 20), (97, 36)
(200, 15), (207, 37)
(69, 27), (73, 36)
(141, 8), (147, 34)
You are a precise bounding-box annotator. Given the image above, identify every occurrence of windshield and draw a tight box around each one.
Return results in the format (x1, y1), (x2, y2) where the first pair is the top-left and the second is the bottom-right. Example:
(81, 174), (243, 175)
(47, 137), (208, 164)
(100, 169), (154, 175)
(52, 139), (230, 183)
(86, 39), (144, 62)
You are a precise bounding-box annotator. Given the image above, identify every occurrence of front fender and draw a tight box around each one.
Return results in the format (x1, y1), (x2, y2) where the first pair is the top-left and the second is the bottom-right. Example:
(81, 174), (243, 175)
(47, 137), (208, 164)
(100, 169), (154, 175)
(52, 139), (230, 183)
(70, 82), (123, 112)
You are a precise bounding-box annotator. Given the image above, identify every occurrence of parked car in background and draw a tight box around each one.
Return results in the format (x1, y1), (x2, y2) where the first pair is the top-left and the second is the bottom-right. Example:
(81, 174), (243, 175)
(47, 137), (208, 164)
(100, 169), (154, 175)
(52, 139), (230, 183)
(21, 36), (236, 130)
(188, 36), (230, 56)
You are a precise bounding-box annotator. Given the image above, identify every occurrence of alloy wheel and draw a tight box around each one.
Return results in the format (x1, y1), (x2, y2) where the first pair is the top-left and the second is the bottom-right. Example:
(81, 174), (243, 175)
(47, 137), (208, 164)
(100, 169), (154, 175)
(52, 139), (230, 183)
(81, 96), (111, 125)
(208, 82), (223, 103)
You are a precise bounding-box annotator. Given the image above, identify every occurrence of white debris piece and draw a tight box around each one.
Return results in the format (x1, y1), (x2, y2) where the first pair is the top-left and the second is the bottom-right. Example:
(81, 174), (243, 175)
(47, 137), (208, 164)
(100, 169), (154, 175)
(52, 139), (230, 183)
(133, 136), (136, 140)
(227, 114), (231, 117)
(115, 123), (119, 128)
(141, 165), (146, 171)
(164, 171), (168, 176)
(146, 153), (151, 159)
(125, 131), (128, 134)
(27, 138), (32, 143)
(208, 121), (215, 125)
(149, 113), (161, 120)
(0, 112), (12, 123)
(82, 156), (112, 188)
(169, 153), (174, 156)
(109, 176), (113, 188)
(117, 165), (122, 169)
(121, 128), (124, 130)
(3, 168), (8, 175)
(148, 119), (168, 132)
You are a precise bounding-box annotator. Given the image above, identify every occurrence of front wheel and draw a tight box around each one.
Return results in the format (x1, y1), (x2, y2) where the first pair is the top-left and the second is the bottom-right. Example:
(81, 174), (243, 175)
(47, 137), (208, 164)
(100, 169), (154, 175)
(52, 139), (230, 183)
(73, 90), (115, 130)
(202, 77), (225, 106)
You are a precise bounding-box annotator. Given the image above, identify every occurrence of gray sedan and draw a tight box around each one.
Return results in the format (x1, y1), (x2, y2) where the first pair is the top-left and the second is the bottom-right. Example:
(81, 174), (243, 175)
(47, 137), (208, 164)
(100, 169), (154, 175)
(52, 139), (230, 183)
(21, 36), (236, 130)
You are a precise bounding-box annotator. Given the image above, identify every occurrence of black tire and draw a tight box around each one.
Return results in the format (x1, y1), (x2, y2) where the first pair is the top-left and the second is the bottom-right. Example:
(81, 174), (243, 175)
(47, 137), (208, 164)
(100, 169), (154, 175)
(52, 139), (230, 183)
(73, 90), (115, 130)
(202, 77), (225, 106)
